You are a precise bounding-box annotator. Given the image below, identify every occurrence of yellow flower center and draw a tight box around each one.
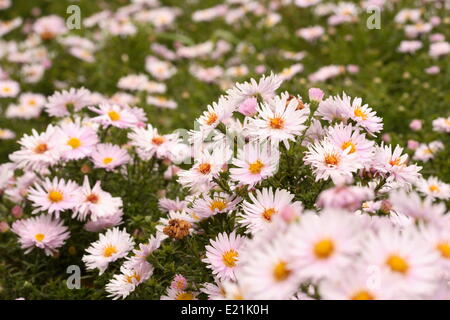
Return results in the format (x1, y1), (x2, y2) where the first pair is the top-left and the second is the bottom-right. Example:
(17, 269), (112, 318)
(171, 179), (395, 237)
(103, 157), (113, 164)
(28, 99), (37, 106)
(386, 254), (409, 274)
(314, 239), (334, 259)
(324, 153), (339, 166)
(341, 141), (356, 154)
(103, 245), (118, 257)
(210, 200), (227, 212)
(262, 208), (276, 221)
(222, 250), (239, 268)
(248, 160), (264, 174)
(198, 163), (211, 174)
(48, 190), (63, 203)
(176, 292), (194, 300)
(126, 273), (141, 283)
(351, 290), (374, 300)
(429, 185), (440, 193)
(35, 233), (45, 242)
(437, 242), (450, 259)
(269, 117), (285, 129)
(273, 261), (291, 282)
(354, 107), (368, 120)
(67, 137), (81, 149)
(108, 111), (121, 121)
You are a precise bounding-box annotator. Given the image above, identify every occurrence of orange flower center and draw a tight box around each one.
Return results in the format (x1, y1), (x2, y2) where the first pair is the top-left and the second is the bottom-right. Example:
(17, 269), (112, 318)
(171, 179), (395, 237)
(176, 292), (194, 300)
(262, 208), (276, 221)
(210, 200), (227, 212)
(314, 239), (334, 259)
(269, 117), (285, 129)
(48, 190), (63, 203)
(151, 136), (165, 146)
(198, 163), (211, 174)
(34, 143), (48, 154)
(126, 273), (141, 283)
(386, 254), (409, 274)
(389, 158), (402, 166)
(354, 107), (368, 120)
(437, 242), (450, 259)
(103, 245), (118, 257)
(324, 153), (339, 166)
(108, 111), (121, 121)
(351, 290), (374, 300)
(86, 193), (99, 204)
(341, 141), (356, 154)
(273, 261), (291, 282)
(206, 112), (218, 126)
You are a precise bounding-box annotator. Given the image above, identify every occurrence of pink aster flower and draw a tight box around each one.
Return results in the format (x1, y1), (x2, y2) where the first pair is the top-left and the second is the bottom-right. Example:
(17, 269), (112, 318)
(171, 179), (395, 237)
(317, 185), (374, 211)
(246, 93), (308, 148)
(11, 214), (70, 256)
(432, 117), (450, 133)
(361, 226), (441, 299)
(409, 119), (423, 131)
(0, 80), (20, 97)
(106, 261), (154, 300)
(89, 103), (139, 129)
(230, 142), (279, 186)
(123, 234), (162, 270)
(191, 192), (241, 220)
(389, 190), (446, 225)
(83, 210), (124, 232)
(202, 231), (245, 281)
(73, 176), (123, 221)
(33, 15), (67, 40)
(171, 274), (188, 290)
(128, 124), (179, 160)
(308, 88), (324, 102)
(56, 122), (99, 161)
(158, 197), (187, 213)
(239, 188), (303, 234)
(90, 143), (130, 171)
(82, 227), (135, 275)
(45, 88), (92, 117)
(326, 123), (375, 164)
(371, 144), (422, 187)
(344, 94), (383, 136)
(226, 73), (282, 105)
(238, 97), (258, 116)
(316, 93), (350, 122)
(27, 177), (80, 215)
(304, 138), (363, 185)
(287, 209), (363, 281)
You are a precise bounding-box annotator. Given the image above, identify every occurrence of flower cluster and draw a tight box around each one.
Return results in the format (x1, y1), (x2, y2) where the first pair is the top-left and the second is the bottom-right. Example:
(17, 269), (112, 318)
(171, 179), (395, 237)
(2, 71), (448, 300)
